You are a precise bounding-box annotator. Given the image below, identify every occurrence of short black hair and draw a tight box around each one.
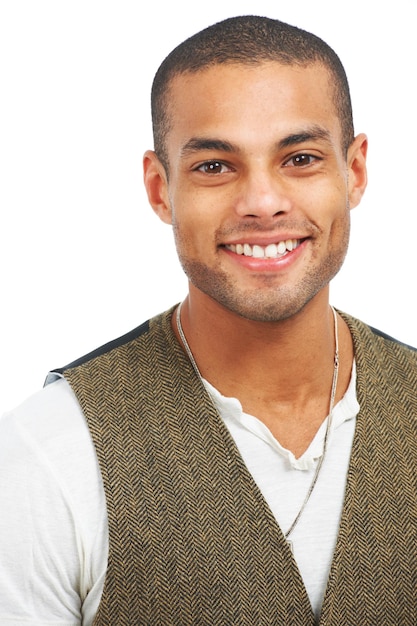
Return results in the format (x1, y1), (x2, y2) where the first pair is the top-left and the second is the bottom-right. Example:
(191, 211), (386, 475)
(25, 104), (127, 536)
(151, 15), (354, 171)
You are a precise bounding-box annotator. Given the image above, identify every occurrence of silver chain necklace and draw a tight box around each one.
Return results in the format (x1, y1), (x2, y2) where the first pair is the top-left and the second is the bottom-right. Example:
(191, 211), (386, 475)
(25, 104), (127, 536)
(175, 302), (339, 553)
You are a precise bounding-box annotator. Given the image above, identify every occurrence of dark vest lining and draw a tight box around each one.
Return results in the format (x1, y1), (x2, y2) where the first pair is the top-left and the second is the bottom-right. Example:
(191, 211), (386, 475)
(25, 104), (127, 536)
(51, 319), (150, 376)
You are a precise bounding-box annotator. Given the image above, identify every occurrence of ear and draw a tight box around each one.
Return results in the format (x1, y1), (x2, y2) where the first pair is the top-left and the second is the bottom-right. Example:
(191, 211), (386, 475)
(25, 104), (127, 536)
(347, 133), (368, 209)
(143, 150), (173, 224)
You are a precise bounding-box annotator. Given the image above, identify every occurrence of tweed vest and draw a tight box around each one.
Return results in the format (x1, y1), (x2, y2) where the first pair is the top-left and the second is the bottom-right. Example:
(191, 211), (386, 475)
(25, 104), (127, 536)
(59, 307), (417, 625)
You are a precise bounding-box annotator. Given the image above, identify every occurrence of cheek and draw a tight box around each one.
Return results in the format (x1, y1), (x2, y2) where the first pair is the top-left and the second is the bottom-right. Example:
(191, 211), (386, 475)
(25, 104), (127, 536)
(304, 179), (349, 226)
(171, 207), (215, 258)
(327, 207), (351, 258)
(171, 192), (221, 246)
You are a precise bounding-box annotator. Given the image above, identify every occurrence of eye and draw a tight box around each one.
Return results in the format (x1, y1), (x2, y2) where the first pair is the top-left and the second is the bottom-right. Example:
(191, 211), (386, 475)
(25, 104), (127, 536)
(195, 160), (231, 174)
(284, 153), (319, 168)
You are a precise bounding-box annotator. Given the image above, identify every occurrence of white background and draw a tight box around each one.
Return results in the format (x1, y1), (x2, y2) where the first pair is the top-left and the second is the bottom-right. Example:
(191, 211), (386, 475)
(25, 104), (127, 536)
(0, 1), (415, 412)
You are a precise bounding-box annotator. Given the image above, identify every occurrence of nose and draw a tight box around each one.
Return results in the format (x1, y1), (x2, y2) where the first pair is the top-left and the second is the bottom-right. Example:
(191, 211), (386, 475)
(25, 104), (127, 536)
(234, 170), (292, 218)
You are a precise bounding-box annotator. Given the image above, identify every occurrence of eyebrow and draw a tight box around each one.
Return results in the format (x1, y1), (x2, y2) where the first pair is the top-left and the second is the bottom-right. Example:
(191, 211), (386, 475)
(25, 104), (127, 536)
(180, 125), (333, 158)
(180, 138), (237, 157)
(277, 125), (333, 149)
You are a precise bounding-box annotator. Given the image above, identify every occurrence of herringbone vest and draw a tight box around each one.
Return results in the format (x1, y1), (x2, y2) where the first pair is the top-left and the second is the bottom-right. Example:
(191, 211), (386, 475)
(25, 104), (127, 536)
(60, 307), (417, 625)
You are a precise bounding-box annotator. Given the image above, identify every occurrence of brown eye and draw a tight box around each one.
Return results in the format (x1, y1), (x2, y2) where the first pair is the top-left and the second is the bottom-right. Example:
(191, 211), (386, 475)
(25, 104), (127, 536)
(198, 161), (227, 174)
(293, 154), (313, 166)
(284, 154), (317, 167)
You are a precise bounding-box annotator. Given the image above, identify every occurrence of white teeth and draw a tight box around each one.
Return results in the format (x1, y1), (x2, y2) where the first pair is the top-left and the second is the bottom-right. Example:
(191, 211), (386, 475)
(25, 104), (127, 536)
(252, 245), (265, 258)
(277, 241), (287, 255)
(265, 243), (277, 258)
(226, 239), (300, 258)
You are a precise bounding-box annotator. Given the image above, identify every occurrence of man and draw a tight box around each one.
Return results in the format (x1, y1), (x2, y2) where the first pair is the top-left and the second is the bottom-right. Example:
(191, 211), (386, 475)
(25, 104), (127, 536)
(0, 14), (416, 626)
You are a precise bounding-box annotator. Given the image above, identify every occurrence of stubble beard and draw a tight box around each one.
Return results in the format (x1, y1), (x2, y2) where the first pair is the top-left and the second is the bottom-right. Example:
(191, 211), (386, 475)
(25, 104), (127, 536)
(173, 214), (351, 323)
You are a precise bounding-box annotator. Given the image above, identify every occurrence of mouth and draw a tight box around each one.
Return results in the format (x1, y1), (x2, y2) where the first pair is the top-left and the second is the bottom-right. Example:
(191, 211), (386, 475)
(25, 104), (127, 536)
(224, 239), (302, 259)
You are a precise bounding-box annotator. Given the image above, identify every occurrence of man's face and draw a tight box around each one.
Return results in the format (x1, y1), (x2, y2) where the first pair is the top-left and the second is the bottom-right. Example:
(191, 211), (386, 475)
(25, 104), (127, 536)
(146, 61), (367, 322)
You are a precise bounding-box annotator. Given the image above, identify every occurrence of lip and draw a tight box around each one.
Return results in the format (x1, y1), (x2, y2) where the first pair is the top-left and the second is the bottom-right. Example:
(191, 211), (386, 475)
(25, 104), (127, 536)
(222, 234), (307, 247)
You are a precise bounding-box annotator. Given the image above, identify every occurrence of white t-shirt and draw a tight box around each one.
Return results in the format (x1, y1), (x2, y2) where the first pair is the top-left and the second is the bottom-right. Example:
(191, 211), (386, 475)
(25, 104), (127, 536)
(0, 368), (358, 624)
(0, 379), (107, 625)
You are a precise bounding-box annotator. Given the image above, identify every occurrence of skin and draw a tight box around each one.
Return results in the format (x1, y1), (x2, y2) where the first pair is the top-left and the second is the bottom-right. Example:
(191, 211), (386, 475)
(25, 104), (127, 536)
(144, 61), (367, 456)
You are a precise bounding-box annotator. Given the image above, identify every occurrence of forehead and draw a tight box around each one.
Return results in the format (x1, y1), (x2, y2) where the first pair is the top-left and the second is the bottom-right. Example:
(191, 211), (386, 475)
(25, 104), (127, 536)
(165, 61), (339, 140)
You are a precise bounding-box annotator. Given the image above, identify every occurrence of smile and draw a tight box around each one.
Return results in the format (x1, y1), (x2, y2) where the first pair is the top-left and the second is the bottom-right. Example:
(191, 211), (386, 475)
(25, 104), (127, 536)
(225, 239), (301, 259)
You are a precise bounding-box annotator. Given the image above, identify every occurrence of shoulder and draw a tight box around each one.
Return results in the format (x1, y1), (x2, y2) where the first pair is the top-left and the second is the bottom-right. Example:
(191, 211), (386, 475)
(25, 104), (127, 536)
(47, 306), (177, 380)
(339, 311), (417, 411)
(339, 311), (417, 359)
(0, 377), (106, 533)
(367, 325), (417, 354)
(2, 377), (98, 469)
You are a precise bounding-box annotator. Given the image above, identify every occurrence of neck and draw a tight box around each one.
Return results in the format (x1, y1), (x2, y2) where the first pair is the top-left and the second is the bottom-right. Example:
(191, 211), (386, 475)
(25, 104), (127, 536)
(172, 287), (354, 456)
(175, 288), (336, 388)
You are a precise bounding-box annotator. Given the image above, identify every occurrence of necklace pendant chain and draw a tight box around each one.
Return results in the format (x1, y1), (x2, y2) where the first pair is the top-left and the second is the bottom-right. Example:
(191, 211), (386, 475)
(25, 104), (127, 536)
(284, 305), (339, 545)
(175, 302), (340, 551)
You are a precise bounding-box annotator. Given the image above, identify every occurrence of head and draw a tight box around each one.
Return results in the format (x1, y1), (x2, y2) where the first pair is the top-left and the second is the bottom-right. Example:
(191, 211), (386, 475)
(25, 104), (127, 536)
(144, 17), (367, 323)
(151, 15), (354, 175)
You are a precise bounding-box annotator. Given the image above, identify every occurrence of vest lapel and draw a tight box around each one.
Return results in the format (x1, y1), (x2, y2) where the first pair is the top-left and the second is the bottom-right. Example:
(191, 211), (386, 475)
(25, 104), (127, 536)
(319, 314), (417, 625)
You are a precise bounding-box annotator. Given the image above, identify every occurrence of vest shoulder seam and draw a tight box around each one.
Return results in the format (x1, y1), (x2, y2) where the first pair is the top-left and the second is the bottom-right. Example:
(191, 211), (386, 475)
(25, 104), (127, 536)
(50, 319), (150, 377)
(370, 325), (417, 352)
